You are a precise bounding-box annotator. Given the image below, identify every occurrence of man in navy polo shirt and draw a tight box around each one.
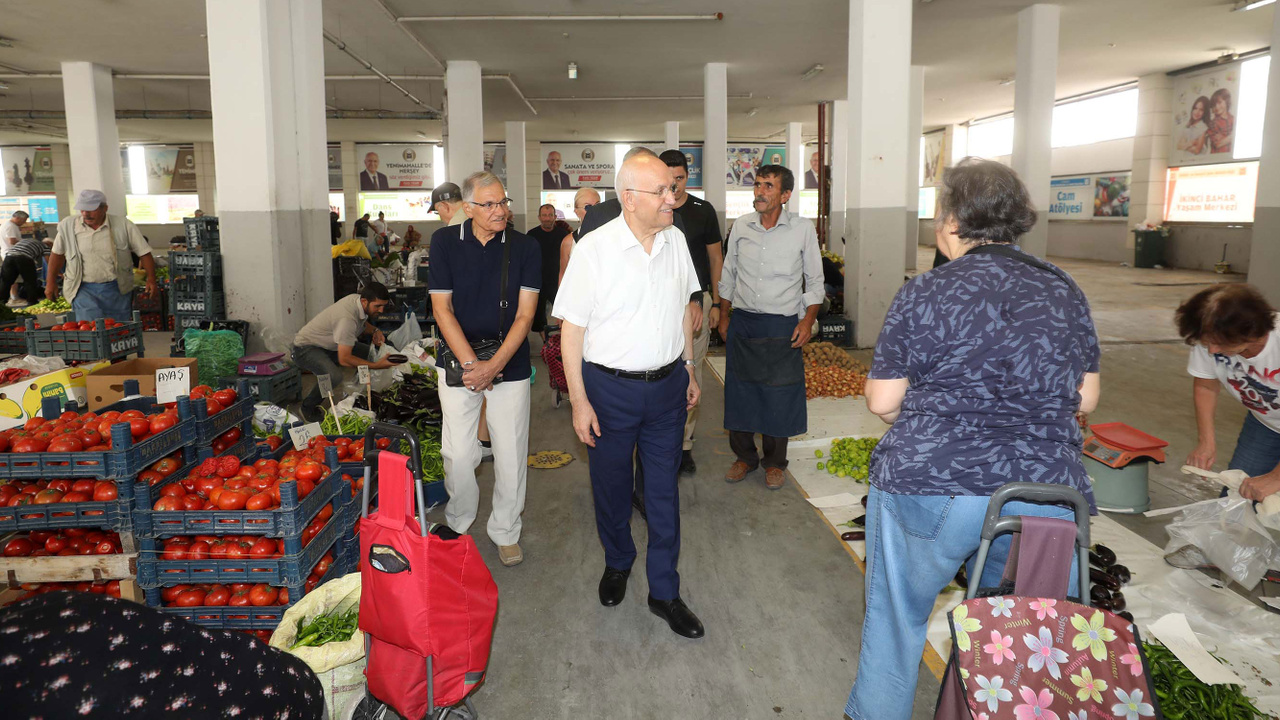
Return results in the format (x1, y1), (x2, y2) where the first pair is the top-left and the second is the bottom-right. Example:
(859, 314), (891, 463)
(429, 171), (541, 567)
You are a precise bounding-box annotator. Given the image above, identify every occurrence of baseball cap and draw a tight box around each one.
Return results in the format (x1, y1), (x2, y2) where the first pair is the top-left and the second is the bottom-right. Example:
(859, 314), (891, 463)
(73, 189), (108, 212)
(431, 183), (462, 207)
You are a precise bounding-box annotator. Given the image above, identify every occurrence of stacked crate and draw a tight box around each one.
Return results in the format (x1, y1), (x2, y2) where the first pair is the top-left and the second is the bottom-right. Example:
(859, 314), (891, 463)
(23, 312), (146, 362)
(170, 213), (227, 354)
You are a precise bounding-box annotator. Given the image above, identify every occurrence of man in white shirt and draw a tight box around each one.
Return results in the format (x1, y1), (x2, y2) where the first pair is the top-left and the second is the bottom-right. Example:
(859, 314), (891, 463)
(553, 153), (705, 639)
(1, 211), (27, 305)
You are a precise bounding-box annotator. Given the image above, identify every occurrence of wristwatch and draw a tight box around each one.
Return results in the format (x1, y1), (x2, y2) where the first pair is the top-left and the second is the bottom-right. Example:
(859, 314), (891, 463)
(684, 359), (696, 367)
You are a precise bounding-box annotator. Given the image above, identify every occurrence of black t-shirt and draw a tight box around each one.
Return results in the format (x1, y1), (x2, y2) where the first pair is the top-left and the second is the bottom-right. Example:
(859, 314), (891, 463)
(353, 217), (370, 238)
(526, 225), (566, 299)
(672, 195), (721, 292)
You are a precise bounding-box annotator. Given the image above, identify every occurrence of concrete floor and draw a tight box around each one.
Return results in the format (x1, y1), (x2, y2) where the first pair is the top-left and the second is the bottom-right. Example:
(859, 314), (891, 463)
(140, 249), (1261, 719)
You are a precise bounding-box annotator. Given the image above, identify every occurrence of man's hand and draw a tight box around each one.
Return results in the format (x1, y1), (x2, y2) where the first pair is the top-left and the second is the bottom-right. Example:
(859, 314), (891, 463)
(45, 284), (57, 301)
(689, 301), (703, 333)
(572, 397), (601, 447)
(717, 309), (730, 339)
(709, 305), (720, 330)
(686, 369), (700, 411)
(371, 328), (386, 347)
(372, 358), (396, 370)
(791, 318), (814, 348)
(1241, 473), (1280, 503)
(145, 279), (159, 299)
(461, 359), (501, 393)
(1185, 441), (1216, 471)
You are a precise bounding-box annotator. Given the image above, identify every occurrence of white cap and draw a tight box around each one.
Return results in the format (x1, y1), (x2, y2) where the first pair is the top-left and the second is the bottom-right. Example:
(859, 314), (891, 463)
(73, 189), (108, 212)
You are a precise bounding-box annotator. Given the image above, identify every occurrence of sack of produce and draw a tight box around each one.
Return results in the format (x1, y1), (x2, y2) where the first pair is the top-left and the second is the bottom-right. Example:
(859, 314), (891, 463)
(182, 328), (245, 384)
(270, 572), (366, 720)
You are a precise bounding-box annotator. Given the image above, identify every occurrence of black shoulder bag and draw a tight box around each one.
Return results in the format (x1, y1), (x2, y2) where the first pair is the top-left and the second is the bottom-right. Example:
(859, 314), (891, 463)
(437, 230), (510, 388)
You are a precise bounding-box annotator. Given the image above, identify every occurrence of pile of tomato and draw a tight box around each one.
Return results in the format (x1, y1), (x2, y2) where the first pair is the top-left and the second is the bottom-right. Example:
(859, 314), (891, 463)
(0, 408), (179, 455)
(3, 579), (126, 606)
(151, 449), (329, 513)
(1, 477), (119, 508)
(158, 550), (337, 609)
(3, 324), (35, 333)
(187, 384), (240, 418)
(2, 528), (124, 557)
(44, 318), (127, 332)
(156, 504), (335, 564)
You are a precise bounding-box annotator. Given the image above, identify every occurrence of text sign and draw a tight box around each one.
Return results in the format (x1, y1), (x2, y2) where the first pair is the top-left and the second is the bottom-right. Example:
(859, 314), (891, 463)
(317, 374), (333, 396)
(288, 422), (324, 450)
(155, 367), (191, 405)
(357, 365), (371, 385)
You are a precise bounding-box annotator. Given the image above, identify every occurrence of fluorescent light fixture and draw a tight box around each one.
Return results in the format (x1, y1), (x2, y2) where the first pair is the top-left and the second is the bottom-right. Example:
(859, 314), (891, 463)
(0, 82), (9, 90)
(0, 37), (13, 48)
(568, 62), (578, 80)
(746, 107), (759, 117)
(128, 145), (148, 195)
(998, 78), (1015, 86)
(1235, 0), (1275, 10)
(801, 64), (824, 81)
(433, 145), (445, 189)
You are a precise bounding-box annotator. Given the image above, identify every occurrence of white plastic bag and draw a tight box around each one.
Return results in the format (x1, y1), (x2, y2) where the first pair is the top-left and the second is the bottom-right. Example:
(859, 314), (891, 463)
(403, 249), (427, 286)
(386, 312), (422, 351)
(253, 402), (298, 437)
(1164, 494), (1280, 590)
(269, 573), (366, 720)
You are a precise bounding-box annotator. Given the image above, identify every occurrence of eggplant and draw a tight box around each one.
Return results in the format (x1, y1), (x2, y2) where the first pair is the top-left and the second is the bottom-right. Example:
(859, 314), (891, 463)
(1109, 564), (1131, 585)
(1091, 544), (1117, 567)
(1090, 585), (1112, 604)
(1089, 550), (1115, 570)
(851, 514), (866, 527)
(860, 495), (869, 508)
(1094, 596), (1116, 611)
(1109, 592), (1126, 612)
(841, 531), (865, 542)
(954, 567), (969, 590)
(1116, 610), (1134, 623)
(1090, 566), (1121, 591)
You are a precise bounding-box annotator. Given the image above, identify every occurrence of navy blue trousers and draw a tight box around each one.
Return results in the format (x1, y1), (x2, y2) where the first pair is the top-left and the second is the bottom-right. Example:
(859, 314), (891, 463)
(582, 361), (687, 601)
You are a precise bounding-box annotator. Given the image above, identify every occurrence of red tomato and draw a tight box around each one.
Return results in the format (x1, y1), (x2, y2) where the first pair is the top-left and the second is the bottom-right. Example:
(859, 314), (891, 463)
(212, 388), (238, 407)
(313, 554), (333, 577)
(158, 483), (186, 498)
(33, 489), (64, 505)
(152, 456), (182, 476)
(138, 470), (163, 486)
(204, 399), (223, 417)
(162, 544), (189, 561)
(44, 536), (68, 553)
(295, 462), (324, 483)
(245, 492), (273, 511)
(119, 410), (144, 421)
(204, 585), (231, 606)
(175, 589), (207, 607)
(190, 384), (212, 400)
(60, 491), (90, 503)
(11, 437), (49, 453)
(224, 477), (247, 491)
(185, 541), (210, 560)
(153, 496), (182, 511)
(93, 541), (116, 555)
(161, 584), (192, 602)
(46, 436), (84, 453)
(47, 479), (71, 494)
(248, 584), (278, 606)
(3, 538), (34, 557)
(0, 435), (8, 453)
(248, 537), (277, 557)
(149, 413), (178, 435)
(127, 418), (151, 440)
(92, 481), (118, 501)
(293, 478), (314, 500)
(181, 495), (204, 511)
(71, 479), (95, 494)
(228, 590), (251, 607)
(376, 438), (392, 449)
(225, 542), (248, 560)
(216, 489), (250, 511)
(23, 417), (46, 432)
(76, 428), (102, 447)
(265, 436), (283, 451)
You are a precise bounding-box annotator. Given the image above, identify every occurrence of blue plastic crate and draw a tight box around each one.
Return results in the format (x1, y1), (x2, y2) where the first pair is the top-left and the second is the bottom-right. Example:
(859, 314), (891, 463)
(23, 312), (145, 361)
(218, 366), (301, 405)
(169, 249), (223, 279)
(0, 321), (27, 354)
(135, 498), (354, 588)
(0, 500), (131, 534)
(129, 431), (259, 514)
(133, 446), (341, 538)
(190, 380), (254, 444)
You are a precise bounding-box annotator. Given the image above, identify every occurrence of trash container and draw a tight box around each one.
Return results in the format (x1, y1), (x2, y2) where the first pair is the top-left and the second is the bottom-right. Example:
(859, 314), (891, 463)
(1133, 229), (1167, 269)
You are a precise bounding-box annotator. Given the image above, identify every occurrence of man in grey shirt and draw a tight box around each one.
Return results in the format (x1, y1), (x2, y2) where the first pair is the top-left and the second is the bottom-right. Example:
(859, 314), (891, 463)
(717, 165), (823, 491)
(291, 283), (394, 422)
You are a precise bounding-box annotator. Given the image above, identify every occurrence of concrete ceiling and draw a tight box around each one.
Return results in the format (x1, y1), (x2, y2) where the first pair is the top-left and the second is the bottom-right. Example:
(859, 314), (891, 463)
(0, 0), (1272, 146)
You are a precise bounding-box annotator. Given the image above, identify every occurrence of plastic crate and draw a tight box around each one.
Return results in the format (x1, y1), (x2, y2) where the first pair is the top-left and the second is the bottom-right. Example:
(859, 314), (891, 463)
(219, 365), (301, 405)
(23, 312), (145, 362)
(389, 286), (428, 315)
(140, 312), (165, 331)
(190, 380), (254, 444)
(169, 250), (223, 279)
(0, 499), (132, 534)
(134, 446), (341, 538)
(818, 315), (852, 347)
(183, 216), (220, 250)
(170, 288), (226, 318)
(131, 287), (166, 314)
(135, 499), (354, 588)
(0, 321), (26, 354)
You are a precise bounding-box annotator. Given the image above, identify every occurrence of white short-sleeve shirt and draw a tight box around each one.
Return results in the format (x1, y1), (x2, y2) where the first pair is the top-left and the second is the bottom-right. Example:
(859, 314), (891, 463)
(1187, 317), (1280, 433)
(553, 215), (701, 372)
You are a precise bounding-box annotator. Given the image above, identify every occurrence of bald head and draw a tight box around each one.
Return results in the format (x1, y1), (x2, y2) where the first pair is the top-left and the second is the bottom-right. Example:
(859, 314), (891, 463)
(617, 154), (676, 236)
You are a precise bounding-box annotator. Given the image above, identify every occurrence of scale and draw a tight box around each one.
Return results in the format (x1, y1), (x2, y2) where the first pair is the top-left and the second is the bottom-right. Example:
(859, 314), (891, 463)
(1083, 422), (1168, 514)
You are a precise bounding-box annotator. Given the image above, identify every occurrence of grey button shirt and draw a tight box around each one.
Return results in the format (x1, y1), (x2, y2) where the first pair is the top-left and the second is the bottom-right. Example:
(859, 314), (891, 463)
(718, 209), (824, 317)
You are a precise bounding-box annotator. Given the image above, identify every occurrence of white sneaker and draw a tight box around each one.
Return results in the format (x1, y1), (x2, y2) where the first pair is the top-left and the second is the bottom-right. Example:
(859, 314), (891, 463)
(479, 441), (494, 462)
(5, 298), (28, 308)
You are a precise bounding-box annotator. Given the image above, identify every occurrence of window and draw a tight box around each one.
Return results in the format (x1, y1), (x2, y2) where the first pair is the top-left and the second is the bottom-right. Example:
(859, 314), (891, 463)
(1051, 89), (1138, 148)
(329, 193), (345, 222)
(967, 117), (1014, 159)
(918, 187), (937, 220)
(1235, 55), (1270, 160)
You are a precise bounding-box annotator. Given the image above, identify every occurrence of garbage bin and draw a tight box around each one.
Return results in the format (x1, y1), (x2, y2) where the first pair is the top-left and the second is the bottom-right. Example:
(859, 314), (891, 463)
(1133, 229), (1167, 269)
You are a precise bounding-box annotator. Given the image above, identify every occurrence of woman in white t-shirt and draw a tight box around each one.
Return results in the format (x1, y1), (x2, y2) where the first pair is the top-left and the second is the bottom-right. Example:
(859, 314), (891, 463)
(1177, 283), (1280, 502)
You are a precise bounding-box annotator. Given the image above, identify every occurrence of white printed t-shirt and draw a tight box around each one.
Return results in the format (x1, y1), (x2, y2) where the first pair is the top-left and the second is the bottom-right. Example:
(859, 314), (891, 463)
(1187, 317), (1280, 433)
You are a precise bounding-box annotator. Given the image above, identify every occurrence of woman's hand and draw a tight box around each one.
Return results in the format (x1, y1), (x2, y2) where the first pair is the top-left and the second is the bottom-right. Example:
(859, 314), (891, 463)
(1240, 472), (1280, 503)
(460, 359), (501, 392)
(1185, 440), (1216, 471)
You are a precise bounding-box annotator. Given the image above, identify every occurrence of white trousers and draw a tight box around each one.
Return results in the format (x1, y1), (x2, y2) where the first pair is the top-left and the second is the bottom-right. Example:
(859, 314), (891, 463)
(436, 370), (531, 546)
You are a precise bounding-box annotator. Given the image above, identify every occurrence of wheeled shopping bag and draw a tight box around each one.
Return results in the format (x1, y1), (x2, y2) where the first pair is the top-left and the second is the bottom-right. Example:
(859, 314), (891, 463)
(356, 423), (498, 720)
(934, 483), (1164, 720)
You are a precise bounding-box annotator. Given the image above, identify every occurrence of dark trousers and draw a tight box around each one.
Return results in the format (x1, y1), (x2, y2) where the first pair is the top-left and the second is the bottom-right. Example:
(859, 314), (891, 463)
(0, 255), (41, 302)
(292, 342), (372, 412)
(730, 431), (789, 470)
(582, 362), (687, 600)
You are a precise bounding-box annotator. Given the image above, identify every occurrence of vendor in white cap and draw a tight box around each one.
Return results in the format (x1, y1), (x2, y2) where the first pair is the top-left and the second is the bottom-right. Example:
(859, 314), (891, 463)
(46, 189), (158, 322)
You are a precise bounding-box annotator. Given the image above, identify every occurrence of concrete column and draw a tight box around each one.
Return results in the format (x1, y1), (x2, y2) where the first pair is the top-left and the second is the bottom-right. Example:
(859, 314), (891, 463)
(340, 141), (358, 226)
(845, 0), (912, 347)
(505, 121), (527, 230)
(786, 121), (803, 215)
(50, 144), (72, 220)
(195, 142), (216, 215)
(1128, 73), (1172, 255)
(60, 62), (126, 212)
(704, 63), (728, 229)
(905, 65), (925, 271)
(828, 99), (849, 255)
(1010, 4), (1059, 258)
(206, 0), (330, 348)
(1250, 11), (1280, 304)
(446, 61), (483, 185)
(665, 121), (680, 152)
(526, 140), (541, 229)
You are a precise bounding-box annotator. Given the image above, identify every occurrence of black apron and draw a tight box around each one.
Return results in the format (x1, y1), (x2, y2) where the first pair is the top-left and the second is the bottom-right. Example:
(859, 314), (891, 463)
(724, 309), (807, 437)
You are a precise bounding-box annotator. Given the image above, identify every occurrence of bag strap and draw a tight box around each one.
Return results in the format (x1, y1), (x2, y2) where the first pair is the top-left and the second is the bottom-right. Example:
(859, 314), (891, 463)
(1012, 515), (1078, 599)
(497, 230), (510, 342)
(373, 450), (416, 529)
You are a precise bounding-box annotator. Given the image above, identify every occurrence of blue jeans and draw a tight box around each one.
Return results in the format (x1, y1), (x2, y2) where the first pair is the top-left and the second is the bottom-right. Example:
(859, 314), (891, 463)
(72, 281), (132, 323)
(844, 487), (1081, 720)
(1228, 413), (1280, 477)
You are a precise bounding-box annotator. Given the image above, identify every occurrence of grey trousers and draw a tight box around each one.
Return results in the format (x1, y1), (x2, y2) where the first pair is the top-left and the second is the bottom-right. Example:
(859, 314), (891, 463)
(292, 342), (372, 411)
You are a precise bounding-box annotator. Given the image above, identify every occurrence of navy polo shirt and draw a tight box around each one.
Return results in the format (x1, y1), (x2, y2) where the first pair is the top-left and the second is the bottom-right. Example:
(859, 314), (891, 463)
(428, 220), (541, 381)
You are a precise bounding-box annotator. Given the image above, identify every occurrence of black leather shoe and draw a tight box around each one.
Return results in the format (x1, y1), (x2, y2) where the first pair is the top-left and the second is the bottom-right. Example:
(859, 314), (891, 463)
(598, 567), (630, 607)
(680, 450), (696, 476)
(648, 595), (705, 639)
(631, 493), (647, 520)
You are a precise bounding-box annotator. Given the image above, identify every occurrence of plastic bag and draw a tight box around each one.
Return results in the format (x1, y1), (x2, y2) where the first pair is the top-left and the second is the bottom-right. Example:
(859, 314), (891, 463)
(1164, 494), (1280, 590)
(253, 402), (298, 437)
(403, 249), (427, 287)
(332, 392), (377, 421)
(369, 344), (398, 392)
(387, 312), (422, 351)
(269, 572), (366, 720)
(182, 329), (245, 384)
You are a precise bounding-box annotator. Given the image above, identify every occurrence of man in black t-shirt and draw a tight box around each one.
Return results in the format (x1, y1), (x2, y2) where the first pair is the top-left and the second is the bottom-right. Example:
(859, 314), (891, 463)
(526, 203), (565, 331)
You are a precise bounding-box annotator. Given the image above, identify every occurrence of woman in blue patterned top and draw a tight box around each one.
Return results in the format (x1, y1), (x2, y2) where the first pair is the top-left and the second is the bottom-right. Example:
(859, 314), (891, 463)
(844, 158), (1101, 720)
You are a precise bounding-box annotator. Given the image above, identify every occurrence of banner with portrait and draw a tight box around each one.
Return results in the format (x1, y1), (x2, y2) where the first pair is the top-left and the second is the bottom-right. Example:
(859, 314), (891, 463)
(725, 145), (787, 188)
(922, 131), (946, 187)
(539, 144), (615, 189)
(484, 144), (507, 187)
(1170, 65), (1241, 168)
(802, 143), (821, 190)
(1, 146), (55, 195)
(354, 143), (434, 191)
(678, 145), (704, 189)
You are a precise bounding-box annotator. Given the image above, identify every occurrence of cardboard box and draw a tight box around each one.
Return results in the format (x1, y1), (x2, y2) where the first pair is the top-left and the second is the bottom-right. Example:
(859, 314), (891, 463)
(0, 362), (110, 430)
(84, 357), (200, 410)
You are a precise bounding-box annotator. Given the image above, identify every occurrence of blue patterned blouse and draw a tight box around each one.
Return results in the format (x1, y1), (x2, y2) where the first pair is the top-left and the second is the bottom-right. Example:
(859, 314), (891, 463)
(867, 249), (1100, 505)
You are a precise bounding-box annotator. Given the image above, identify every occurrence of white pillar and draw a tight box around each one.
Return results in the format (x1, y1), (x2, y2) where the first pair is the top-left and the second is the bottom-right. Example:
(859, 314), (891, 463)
(828, 99), (849, 255)
(207, 0), (330, 348)
(665, 121), (680, 152)
(785, 121), (803, 215)
(1010, 4), (1059, 258)
(1128, 73), (1172, 256)
(505, 121), (527, 230)
(60, 62), (126, 212)
(340, 141), (358, 231)
(845, 0), (912, 347)
(704, 63), (728, 229)
(446, 61), (483, 185)
(195, 142), (216, 215)
(1250, 11), (1280, 304)
(905, 65), (925, 271)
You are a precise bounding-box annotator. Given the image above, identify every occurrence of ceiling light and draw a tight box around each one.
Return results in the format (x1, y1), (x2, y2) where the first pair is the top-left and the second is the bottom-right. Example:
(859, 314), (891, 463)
(1234, 0), (1275, 10)
(801, 64), (824, 81)
(0, 37), (13, 48)
(998, 78), (1015, 86)
(568, 62), (578, 80)
(1217, 51), (1240, 64)
(746, 107), (759, 117)
(0, 82), (8, 91)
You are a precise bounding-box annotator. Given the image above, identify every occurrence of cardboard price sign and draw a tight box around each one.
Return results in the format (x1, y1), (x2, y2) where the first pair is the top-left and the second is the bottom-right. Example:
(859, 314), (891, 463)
(155, 367), (191, 405)
(357, 365), (371, 385)
(317, 374), (333, 396)
(288, 422), (325, 450)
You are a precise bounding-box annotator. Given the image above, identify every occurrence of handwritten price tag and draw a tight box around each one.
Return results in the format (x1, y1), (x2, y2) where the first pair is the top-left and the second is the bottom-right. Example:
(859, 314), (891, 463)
(357, 365), (371, 385)
(317, 374), (333, 396)
(155, 367), (191, 405)
(288, 422), (324, 450)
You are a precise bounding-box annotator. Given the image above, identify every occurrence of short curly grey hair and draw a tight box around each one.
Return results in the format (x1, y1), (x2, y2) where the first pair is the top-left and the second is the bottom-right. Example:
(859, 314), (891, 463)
(462, 171), (504, 202)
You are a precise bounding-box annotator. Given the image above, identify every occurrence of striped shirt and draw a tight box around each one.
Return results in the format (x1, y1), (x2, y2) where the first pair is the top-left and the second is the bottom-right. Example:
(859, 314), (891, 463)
(8, 236), (45, 261)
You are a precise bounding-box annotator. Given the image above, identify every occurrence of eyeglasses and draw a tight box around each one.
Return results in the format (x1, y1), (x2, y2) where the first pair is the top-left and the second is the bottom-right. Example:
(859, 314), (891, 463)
(576, 203), (596, 211)
(625, 184), (678, 199)
(468, 198), (512, 213)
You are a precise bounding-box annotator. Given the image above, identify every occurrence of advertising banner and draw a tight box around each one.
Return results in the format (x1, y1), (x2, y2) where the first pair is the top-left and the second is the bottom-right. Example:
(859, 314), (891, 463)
(355, 144), (434, 191)
(1, 146), (55, 195)
(540, 144), (614, 189)
(484, 144), (507, 187)
(1163, 161), (1258, 223)
(803, 143), (821, 190)
(358, 191), (435, 222)
(922, 131), (946, 186)
(124, 194), (200, 224)
(0, 196), (58, 223)
(121, 146), (197, 194)
(726, 145), (787, 188)
(1093, 174), (1130, 218)
(327, 144), (343, 191)
(1049, 177), (1094, 219)
(680, 145), (703, 189)
(1170, 65), (1241, 168)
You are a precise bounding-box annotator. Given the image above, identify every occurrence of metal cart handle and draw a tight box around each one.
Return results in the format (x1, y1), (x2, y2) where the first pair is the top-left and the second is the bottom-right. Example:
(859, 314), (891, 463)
(361, 422), (430, 538)
(967, 482), (1092, 601)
